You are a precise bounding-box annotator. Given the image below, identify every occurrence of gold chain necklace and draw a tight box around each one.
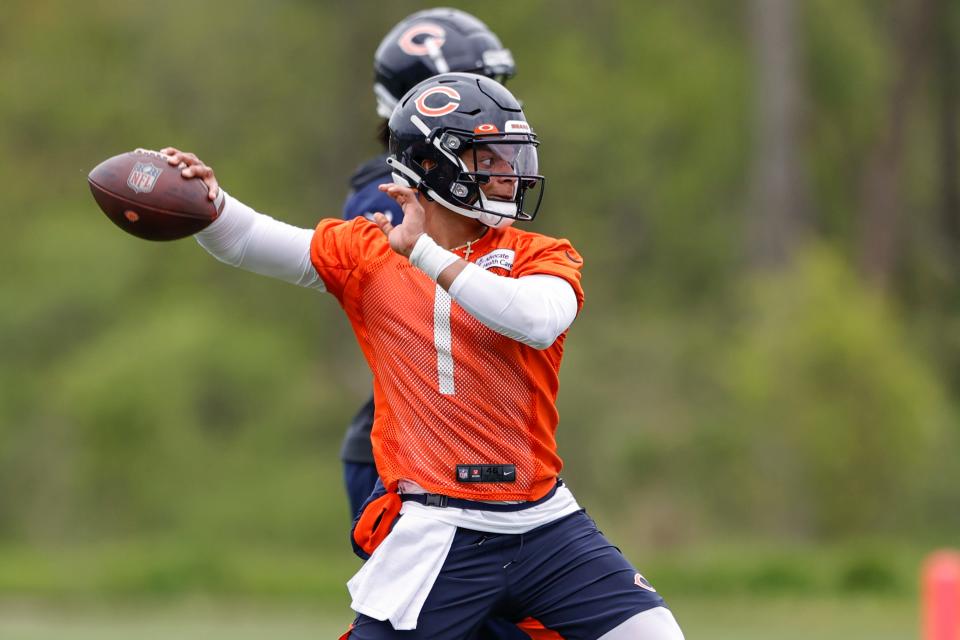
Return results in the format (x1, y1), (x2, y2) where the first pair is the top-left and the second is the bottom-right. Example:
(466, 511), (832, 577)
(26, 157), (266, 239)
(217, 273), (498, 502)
(450, 230), (487, 260)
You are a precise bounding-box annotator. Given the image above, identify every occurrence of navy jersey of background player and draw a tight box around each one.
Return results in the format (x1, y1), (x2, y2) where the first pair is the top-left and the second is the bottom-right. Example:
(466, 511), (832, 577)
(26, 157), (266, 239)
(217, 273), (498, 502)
(342, 154), (404, 228)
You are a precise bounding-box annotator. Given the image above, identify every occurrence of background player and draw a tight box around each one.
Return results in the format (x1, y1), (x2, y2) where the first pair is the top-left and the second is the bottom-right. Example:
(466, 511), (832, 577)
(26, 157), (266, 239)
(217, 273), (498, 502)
(340, 7), (516, 519)
(160, 72), (684, 638)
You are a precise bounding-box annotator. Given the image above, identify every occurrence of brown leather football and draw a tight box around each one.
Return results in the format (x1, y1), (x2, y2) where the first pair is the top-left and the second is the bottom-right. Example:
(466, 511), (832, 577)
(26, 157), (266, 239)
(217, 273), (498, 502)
(88, 148), (224, 241)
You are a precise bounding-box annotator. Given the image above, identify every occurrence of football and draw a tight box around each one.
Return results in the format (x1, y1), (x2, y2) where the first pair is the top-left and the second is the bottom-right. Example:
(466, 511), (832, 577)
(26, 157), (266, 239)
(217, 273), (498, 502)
(88, 148), (224, 241)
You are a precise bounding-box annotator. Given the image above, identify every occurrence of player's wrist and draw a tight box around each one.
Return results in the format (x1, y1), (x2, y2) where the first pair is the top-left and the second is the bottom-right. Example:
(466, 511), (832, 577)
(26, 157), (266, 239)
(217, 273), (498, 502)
(409, 233), (459, 281)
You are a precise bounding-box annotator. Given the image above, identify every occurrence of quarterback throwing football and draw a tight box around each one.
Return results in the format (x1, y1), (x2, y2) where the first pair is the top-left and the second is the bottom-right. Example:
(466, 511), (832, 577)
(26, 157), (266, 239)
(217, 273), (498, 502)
(339, 4), (516, 520)
(162, 73), (684, 639)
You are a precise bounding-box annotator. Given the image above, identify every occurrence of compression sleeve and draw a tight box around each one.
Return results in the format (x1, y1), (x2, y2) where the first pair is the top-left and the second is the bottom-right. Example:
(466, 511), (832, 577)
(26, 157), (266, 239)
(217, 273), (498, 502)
(447, 263), (578, 350)
(195, 191), (324, 291)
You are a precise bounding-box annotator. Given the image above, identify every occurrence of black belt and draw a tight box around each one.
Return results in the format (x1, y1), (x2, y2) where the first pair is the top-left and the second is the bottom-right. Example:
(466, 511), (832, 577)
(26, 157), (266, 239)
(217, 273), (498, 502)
(399, 479), (563, 512)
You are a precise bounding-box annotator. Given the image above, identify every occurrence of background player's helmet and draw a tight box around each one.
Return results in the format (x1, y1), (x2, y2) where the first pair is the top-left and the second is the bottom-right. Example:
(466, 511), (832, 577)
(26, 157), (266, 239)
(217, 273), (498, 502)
(373, 8), (515, 119)
(387, 73), (544, 228)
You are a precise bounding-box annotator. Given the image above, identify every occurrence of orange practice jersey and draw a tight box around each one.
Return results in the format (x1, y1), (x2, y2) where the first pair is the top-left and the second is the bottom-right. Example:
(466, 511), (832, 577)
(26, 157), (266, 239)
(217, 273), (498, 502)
(311, 218), (585, 501)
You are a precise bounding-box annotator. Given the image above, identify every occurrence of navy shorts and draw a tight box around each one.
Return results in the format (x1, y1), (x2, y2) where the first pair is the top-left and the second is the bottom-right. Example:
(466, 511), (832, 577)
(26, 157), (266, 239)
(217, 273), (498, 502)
(345, 510), (666, 639)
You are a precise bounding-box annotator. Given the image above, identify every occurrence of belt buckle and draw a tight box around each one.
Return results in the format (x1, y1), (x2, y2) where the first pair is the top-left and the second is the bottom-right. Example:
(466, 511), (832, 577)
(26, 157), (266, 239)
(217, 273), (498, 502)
(424, 494), (449, 508)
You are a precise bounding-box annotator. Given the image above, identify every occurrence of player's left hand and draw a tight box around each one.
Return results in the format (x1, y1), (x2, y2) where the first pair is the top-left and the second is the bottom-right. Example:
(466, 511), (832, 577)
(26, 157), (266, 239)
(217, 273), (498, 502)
(374, 183), (426, 257)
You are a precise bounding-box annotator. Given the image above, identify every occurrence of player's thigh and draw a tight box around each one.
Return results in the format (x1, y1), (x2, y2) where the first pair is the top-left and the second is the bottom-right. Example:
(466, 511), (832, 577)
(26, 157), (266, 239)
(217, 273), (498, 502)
(347, 528), (507, 640)
(597, 607), (684, 640)
(510, 510), (669, 640)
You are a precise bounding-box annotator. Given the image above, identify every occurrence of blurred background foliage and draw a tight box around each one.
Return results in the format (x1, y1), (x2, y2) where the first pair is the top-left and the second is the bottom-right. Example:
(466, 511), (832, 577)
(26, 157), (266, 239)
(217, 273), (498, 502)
(1, 0), (958, 612)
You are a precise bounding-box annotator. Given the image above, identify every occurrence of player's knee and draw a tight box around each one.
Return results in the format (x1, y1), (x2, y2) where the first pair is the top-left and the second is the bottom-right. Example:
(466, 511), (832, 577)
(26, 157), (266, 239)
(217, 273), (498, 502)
(597, 606), (684, 640)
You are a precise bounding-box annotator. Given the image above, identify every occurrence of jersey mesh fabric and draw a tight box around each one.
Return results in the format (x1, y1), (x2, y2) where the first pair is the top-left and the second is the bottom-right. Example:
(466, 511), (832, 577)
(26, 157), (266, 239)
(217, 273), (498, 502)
(338, 154), (404, 465)
(311, 217), (585, 502)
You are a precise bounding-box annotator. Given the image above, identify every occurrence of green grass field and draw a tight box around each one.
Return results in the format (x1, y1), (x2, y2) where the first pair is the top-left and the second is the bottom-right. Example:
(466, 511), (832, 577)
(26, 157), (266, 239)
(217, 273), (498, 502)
(675, 595), (918, 639)
(0, 595), (918, 640)
(0, 540), (930, 638)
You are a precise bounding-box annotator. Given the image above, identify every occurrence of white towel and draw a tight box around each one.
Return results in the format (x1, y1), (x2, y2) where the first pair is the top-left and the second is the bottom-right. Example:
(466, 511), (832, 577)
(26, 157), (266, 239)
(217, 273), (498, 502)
(347, 511), (457, 630)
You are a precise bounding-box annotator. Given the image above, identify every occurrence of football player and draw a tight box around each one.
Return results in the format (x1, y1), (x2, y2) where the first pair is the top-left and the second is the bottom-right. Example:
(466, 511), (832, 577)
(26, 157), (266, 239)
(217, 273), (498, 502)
(161, 73), (684, 639)
(341, 8), (515, 521)
(341, 11), (535, 638)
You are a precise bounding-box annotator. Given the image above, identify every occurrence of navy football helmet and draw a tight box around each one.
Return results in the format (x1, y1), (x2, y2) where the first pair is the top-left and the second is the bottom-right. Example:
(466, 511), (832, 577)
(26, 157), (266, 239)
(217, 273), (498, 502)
(387, 73), (544, 228)
(373, 8), (515, 119)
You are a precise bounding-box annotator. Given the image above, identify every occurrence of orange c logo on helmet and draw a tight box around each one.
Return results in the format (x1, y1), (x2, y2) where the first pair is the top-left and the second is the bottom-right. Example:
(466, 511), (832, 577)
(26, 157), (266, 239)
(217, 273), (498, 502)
(398, 23), (446, 56)
(415, 86), (461, 117)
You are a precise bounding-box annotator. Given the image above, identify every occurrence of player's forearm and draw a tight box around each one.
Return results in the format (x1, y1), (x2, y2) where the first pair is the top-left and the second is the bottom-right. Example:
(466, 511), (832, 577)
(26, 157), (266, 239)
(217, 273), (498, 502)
(196, 192), (324, 290)
(409, 235), (577, 349)
(449, 267), (577, 349)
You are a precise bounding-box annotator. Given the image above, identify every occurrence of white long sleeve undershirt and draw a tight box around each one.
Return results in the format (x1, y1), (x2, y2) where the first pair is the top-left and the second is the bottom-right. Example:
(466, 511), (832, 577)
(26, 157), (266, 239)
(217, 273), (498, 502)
(196, 192), (578, 348)
(447, 265), (577, 349)
(195, 192), (323, 290)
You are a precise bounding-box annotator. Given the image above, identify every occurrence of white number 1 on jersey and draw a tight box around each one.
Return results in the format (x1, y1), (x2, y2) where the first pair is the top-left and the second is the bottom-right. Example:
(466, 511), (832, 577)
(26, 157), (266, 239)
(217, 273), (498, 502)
(433, 285), (456, 394)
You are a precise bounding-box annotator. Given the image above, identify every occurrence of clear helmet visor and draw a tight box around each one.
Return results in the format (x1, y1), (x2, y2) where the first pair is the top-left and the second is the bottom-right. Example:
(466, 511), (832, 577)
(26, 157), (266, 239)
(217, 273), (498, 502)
(454, 136), (543, 224)
(468, 139), (538, 202)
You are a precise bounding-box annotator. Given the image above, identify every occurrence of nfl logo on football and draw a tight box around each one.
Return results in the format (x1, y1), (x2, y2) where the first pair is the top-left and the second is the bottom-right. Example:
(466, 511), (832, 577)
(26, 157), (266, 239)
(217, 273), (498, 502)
(127, 162), (162, 194)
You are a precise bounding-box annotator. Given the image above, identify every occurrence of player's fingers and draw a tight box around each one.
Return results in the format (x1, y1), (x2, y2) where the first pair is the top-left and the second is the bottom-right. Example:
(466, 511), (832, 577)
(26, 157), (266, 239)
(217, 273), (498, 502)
(395, 192), (417, 209)
(379, 183), (417, 202)
(161, 149), (205, 172)
(192, 167), (219, 199)
(178, 152), (202, 167)
(181, 161), (208, 178)
(378, 184), (396, 198)
(202, 175), (220, 200)
(176, 160), (219, 199)
(372, 212), (393, 236)
(164, 150), (200, 166)
(161, 147), (184, 165)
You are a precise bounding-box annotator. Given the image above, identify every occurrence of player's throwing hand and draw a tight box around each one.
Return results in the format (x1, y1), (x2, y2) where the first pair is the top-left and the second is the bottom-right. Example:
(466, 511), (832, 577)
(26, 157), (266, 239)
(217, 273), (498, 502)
(374, 183), (426, 257)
